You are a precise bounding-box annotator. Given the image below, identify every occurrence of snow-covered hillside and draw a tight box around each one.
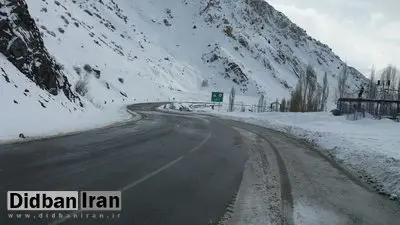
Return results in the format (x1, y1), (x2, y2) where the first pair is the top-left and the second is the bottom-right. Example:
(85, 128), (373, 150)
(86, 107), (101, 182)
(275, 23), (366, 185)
(0, 54), (132, 142)
(25, 0), (366, 103)
(1, 0), (369, 140)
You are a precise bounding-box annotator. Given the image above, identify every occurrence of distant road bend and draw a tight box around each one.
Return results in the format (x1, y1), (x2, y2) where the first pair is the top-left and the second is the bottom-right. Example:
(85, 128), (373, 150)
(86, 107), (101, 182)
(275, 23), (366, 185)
(0, 102), (399, 225)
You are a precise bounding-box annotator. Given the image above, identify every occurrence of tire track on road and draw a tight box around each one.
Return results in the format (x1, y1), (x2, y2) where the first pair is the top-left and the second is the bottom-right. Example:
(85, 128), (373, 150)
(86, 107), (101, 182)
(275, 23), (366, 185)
(228, 122), (294, 225)
(255, 132), (294, 225)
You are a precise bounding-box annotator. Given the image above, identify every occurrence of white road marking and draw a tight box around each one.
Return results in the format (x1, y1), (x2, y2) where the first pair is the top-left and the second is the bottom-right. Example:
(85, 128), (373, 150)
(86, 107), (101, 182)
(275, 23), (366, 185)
(190, 131), (212, 153)
(120, 156), (184, 192)
(122, 131), (212, 191)
(49, 131), (212, 225)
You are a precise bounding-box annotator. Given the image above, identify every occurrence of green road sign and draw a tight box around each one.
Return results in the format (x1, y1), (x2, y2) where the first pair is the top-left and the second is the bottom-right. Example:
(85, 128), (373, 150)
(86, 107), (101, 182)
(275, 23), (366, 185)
(211, 92), (224, 102)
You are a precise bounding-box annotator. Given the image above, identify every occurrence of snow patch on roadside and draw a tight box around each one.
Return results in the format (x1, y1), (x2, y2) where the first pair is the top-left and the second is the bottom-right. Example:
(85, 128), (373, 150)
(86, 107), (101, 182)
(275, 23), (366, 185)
(0, 53), (135, 143)
(0, 104), (133, 144)
(158, 103), (400, 200)
(293, 201), (348, 225)
(225, 129), (281, 225)
(214, 111), (400, 199)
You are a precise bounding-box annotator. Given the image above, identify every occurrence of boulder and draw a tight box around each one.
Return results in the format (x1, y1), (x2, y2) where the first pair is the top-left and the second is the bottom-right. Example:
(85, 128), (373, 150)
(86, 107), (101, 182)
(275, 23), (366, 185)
(331, 109), (341, 116)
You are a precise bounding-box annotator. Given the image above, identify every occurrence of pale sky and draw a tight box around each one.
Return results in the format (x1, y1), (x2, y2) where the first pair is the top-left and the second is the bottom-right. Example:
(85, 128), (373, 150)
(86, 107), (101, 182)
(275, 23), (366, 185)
(267, 0), (400, 76)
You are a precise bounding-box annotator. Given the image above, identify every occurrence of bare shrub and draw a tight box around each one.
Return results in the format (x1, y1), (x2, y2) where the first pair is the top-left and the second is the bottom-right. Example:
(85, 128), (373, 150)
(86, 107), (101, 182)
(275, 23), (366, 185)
(280, 98), (286, 112)
(73, 66), (81, 75)
(93, 69), (101, 79)
(336, 65), (349, 100)
(201, 79), (209, 87)
(229, 87), (236, 112)
(75, 75), (89, 96)
(321, 72), (329, 111)
(290, 65), (321, 112)
(241, 102), (245, 112)
(83, 64), (93, 73)
(257, 94), (265, 112)
(223, 26), (235, 39)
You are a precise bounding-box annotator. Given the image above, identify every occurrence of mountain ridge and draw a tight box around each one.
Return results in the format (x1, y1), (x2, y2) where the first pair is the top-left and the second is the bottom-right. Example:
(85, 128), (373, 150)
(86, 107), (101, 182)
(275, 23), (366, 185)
(1, 0), (368, 110)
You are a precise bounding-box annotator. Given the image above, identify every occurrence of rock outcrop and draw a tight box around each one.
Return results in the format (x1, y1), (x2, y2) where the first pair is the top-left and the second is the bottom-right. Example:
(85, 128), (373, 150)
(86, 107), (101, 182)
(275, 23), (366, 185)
(0, 0), (77, 100)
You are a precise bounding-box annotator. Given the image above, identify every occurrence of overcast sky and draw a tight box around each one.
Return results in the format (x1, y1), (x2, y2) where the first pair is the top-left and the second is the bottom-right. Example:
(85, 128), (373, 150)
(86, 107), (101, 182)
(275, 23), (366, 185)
(267, 0), (400, 75)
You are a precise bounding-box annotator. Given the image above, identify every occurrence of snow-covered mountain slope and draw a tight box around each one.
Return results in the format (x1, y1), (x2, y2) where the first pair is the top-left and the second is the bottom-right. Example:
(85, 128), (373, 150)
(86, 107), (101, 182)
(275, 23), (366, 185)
(0, 53), (131, 141)
(1, 0), (369, 140)
(24, 0), (367, 105)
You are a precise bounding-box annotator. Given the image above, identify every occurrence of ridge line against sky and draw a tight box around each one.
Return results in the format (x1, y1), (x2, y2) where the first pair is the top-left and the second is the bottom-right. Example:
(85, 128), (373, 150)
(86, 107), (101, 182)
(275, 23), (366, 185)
(267, 0), (400, 76)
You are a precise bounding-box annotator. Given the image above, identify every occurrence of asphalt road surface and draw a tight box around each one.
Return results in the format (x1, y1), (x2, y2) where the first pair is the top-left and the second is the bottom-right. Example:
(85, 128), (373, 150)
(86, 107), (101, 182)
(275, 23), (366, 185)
(0, 103), (399, 225)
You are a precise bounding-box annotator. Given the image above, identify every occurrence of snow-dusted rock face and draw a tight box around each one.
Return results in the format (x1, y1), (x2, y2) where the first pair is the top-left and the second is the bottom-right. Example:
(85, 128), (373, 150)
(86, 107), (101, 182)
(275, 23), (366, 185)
(0, 0), (77, 101)
(3, 0), (368, 107)
(199, 0), (368, 96)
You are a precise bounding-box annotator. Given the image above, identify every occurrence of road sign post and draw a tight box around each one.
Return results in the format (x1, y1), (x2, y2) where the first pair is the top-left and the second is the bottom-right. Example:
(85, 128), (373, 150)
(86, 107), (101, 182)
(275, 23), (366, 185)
(211, 92), (223, 112)
(211, 92), (224, 103)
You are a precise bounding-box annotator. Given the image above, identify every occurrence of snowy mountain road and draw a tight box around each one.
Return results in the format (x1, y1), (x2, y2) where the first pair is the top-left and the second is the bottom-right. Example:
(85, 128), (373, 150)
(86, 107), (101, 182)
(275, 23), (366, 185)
(0, 103), (247, 225)
(0, 103), (400, 225)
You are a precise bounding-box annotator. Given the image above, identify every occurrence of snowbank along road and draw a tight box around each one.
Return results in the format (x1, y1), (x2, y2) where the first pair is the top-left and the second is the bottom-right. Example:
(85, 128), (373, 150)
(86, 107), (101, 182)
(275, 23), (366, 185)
(0, 103), (399, 225)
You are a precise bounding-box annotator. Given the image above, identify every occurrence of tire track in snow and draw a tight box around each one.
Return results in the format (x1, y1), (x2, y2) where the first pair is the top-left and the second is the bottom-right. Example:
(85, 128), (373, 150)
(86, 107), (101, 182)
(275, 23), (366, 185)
(258, 133), (294, 225)
(245, 129), (294, 225)
(217, 119), (294, 224)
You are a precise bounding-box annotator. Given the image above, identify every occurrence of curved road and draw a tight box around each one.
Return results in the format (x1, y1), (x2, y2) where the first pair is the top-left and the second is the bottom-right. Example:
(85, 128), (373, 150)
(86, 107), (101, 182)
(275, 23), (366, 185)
(0, 103), (247, 225)
(0, 103), (399, 225)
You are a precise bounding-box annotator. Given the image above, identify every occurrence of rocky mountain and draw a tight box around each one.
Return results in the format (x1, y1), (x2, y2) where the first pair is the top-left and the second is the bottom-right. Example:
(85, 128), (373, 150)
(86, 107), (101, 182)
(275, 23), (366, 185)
(0, 0), (79, 102)
(1, 0), (368, 112)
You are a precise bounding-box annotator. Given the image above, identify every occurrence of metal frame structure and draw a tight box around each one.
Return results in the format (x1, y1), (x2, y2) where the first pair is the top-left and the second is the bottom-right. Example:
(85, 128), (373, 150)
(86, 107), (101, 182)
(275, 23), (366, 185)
(337, 98), (400, 121)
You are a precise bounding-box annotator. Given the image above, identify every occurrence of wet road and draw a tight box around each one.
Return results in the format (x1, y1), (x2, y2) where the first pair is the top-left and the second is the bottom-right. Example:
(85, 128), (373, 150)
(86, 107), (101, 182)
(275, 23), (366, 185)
(0, 103), (247, 225)
(1, 103), (399, 225)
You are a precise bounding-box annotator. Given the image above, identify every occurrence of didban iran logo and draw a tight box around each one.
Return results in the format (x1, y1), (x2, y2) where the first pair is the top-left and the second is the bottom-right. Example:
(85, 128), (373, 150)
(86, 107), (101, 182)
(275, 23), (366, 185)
(7, 191), (121, 211)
